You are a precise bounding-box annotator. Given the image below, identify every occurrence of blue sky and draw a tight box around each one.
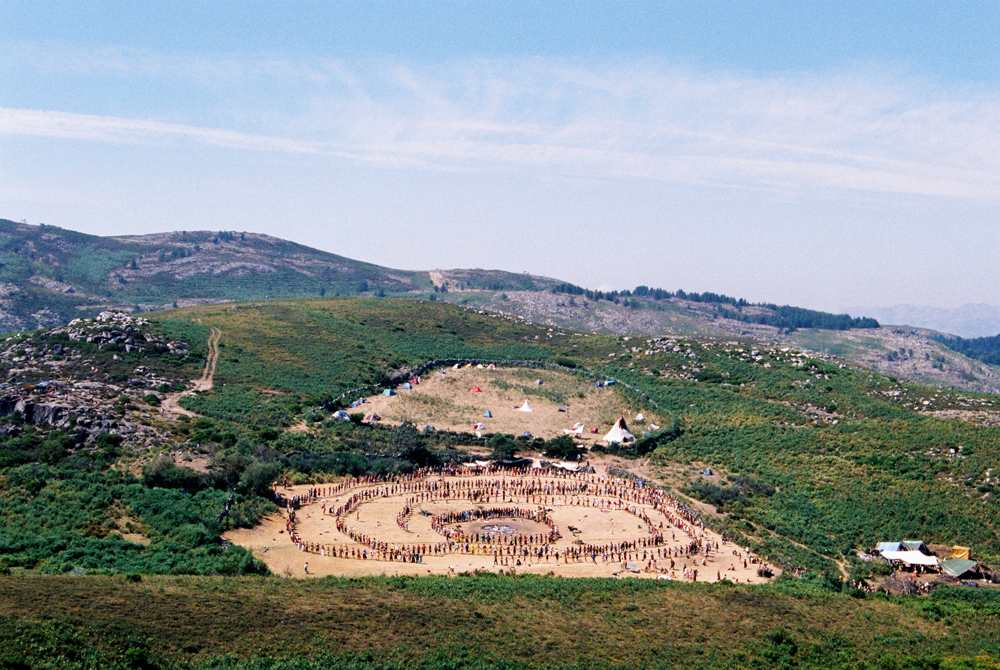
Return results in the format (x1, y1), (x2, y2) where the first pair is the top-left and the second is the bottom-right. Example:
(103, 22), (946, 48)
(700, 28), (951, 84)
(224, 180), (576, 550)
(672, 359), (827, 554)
(2, 2), (998, 313)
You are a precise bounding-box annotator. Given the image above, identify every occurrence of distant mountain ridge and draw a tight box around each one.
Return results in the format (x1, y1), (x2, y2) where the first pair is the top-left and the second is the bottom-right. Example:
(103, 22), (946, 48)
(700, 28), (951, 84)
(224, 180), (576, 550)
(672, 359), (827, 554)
(0, 218), (560, 332)
(849, 304), (1000, 338)
(3, 217), (997, 394)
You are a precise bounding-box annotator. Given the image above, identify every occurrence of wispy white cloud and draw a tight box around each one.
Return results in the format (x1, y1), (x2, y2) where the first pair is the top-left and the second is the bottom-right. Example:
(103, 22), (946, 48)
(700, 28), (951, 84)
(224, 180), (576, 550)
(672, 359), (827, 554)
(3, 50), (999, 199)
(0, 108), (328, 154)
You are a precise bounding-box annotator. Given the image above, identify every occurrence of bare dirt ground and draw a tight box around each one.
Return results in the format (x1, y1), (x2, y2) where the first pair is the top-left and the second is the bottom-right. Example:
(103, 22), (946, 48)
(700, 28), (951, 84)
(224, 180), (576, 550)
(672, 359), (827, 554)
(225, 459), (776, 584)
(356, 366), (662, 442)
(161, 326), (221, 417)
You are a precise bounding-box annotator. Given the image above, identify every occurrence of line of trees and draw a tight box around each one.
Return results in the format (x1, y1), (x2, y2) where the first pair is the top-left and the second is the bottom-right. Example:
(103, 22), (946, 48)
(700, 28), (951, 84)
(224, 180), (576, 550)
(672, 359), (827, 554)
(935, 333), (1000, 365)
(550, 284), (878, 331)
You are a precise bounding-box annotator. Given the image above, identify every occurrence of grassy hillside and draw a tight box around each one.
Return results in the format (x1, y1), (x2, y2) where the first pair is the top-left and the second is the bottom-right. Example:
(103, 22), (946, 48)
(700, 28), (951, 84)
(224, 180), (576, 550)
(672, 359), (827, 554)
(3, 297), (1000, 667)
(2, 574), (1000, 669)
(0, 220), (566, 333)
(146, 299), (1000, 573)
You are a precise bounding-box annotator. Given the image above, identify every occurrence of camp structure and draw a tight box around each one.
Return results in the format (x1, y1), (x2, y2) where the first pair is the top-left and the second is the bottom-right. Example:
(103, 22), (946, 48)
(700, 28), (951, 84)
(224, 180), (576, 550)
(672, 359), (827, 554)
(469, 386), (483, 393)
(486, 363), (496, 370)
(940, 558), (980, 578)
(876, 540), (930, 555)
(382, 388), (396, 396)
(363, 413), (381, 423)
(331, 410), (351, 422)
(878, 550), (938, 568)
(950, 546), (971, 560)
(603, 416), (635, 444)
(400, 382), (413, 390)
(562, 422), (585, 436)
(876, 540), (939, 569)
(517, 400), (533, 412)
(635, 413), (645, 423)
(483, 410), (493, 418)
(472, 422), (486, 430)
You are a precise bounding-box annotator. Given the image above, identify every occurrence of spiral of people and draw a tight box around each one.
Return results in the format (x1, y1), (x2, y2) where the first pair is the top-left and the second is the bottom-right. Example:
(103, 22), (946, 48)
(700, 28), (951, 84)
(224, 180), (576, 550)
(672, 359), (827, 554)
(226, 461), (776, 582)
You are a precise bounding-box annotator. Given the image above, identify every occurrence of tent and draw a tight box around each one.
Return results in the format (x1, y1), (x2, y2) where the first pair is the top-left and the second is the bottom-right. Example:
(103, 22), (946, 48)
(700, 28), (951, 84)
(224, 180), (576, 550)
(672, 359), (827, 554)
(486, 363), (496, 370)
(469, 386), (483, 393)
(400, 382), (413, 390)
(382, 389), (396, 396)
(472, 422), (486, 430)
(332, 410), (351, 421)
(517, 400), (533, 412)
(635, 413), (645, 422)
(950, 546), (971, 560)
(940, 558), (979, 578)
(364, 413), (381, 422)
(521, 431), (532, 438)
(421, 425), (436, 432)
(562, 422), (585, 436)
(603, 416), (635, 444)
(483, 410), (493, 418)
(880, 550), (938, 567)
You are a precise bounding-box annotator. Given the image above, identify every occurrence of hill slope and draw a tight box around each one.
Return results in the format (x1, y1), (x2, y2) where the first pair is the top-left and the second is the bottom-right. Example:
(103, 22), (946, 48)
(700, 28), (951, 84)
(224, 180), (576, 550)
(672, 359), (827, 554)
(0, 219), (561, 331)
(3, 218), (997, 394)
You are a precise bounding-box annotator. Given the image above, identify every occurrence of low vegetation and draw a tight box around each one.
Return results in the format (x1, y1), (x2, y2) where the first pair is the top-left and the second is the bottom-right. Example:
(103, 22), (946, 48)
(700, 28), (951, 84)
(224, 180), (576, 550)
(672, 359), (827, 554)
(2, 297), (1000, 667)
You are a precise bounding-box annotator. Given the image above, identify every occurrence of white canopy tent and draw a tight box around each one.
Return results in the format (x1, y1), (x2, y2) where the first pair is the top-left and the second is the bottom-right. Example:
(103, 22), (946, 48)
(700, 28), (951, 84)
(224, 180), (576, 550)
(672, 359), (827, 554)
(603, 416), (635, 444)
(880, 550), (939, 567)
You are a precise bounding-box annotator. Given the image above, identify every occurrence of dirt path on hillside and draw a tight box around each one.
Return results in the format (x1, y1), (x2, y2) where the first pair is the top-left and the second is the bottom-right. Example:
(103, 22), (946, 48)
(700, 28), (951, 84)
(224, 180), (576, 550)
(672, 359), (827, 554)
(161, 327), (221, 417)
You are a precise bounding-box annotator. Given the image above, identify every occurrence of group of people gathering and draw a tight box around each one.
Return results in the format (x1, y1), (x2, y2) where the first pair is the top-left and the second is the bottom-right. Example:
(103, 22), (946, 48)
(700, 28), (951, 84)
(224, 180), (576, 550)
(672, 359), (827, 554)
(280, 464), (756, 578)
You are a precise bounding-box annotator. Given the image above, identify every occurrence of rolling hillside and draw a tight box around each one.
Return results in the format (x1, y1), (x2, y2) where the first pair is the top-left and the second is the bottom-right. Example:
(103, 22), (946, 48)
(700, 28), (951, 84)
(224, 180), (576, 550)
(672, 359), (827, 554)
(3, 217), (998, 394)
(3, 297), (1000, 668)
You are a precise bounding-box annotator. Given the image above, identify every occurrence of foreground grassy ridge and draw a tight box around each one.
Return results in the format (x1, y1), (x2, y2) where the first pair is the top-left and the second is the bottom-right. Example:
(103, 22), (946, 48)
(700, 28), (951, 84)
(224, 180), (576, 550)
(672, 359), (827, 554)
(2, 575), (1000, 669)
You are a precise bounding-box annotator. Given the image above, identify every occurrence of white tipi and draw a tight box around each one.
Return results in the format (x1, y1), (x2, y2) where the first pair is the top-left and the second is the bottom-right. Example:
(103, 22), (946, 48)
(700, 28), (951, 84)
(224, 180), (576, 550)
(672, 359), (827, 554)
(603, 415), (635, 444)
(517, 400), (533, 412)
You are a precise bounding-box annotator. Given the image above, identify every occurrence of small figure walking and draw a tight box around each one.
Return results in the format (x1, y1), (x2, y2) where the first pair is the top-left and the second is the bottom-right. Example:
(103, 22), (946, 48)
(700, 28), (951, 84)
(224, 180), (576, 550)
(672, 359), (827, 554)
(303, 562), (309, 575)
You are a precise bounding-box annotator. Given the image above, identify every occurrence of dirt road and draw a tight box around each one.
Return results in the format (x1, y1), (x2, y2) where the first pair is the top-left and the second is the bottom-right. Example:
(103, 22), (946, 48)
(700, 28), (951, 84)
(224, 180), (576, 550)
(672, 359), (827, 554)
(161, 327), (221, 417)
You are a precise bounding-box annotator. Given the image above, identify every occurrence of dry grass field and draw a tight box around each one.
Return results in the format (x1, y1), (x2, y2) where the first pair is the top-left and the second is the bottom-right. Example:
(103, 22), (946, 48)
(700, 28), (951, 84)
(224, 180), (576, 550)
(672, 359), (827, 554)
(357, 366), (661, 440)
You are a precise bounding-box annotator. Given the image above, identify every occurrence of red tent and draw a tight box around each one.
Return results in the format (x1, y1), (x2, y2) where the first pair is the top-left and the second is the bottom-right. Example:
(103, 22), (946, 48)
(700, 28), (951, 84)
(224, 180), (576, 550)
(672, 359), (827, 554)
(469, 386), (482, 392)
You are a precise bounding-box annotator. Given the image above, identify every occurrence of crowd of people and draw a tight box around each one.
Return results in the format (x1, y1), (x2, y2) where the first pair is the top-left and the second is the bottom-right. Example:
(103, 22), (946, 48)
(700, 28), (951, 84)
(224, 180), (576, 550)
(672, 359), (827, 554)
(279, 465), (763, 579)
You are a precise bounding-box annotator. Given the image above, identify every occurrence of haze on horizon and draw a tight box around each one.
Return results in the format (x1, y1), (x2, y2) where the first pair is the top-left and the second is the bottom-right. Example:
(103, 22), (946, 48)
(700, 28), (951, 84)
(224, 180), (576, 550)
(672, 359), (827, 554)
(2, 2), (998, 316)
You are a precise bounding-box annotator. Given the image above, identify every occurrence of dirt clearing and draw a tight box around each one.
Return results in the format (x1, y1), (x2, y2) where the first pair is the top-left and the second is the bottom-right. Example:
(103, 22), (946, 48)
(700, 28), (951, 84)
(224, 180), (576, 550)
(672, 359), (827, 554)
(356, 365), (662, 441)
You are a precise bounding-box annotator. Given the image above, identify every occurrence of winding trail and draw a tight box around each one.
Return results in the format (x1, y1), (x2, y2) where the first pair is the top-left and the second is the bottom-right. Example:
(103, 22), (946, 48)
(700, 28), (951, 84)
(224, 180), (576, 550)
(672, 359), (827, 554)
(161, 327), (221, 417)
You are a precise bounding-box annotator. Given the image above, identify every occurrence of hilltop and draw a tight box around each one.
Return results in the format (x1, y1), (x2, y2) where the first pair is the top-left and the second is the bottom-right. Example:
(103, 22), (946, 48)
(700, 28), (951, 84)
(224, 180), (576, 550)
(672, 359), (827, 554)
(5, 218), (997, 395)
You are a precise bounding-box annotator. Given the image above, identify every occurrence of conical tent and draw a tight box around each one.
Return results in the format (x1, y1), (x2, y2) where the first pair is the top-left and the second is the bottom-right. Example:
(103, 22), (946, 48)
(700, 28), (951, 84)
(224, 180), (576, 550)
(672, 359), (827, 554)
(603, 416), (635, 444)
(518, 400), (533, 412)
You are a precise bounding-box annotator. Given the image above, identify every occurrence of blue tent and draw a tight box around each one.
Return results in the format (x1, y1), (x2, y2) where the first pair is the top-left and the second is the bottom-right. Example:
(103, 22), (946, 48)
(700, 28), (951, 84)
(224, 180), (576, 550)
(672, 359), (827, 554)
(401, 382), (413, 390)
(483, 410), (493, 418)
(383, 389), (396, 396)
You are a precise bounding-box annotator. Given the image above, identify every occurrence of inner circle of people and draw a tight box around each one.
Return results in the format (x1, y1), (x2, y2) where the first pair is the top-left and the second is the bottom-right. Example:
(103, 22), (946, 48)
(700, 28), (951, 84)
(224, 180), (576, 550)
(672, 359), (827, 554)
(278, 464), (772, 583)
